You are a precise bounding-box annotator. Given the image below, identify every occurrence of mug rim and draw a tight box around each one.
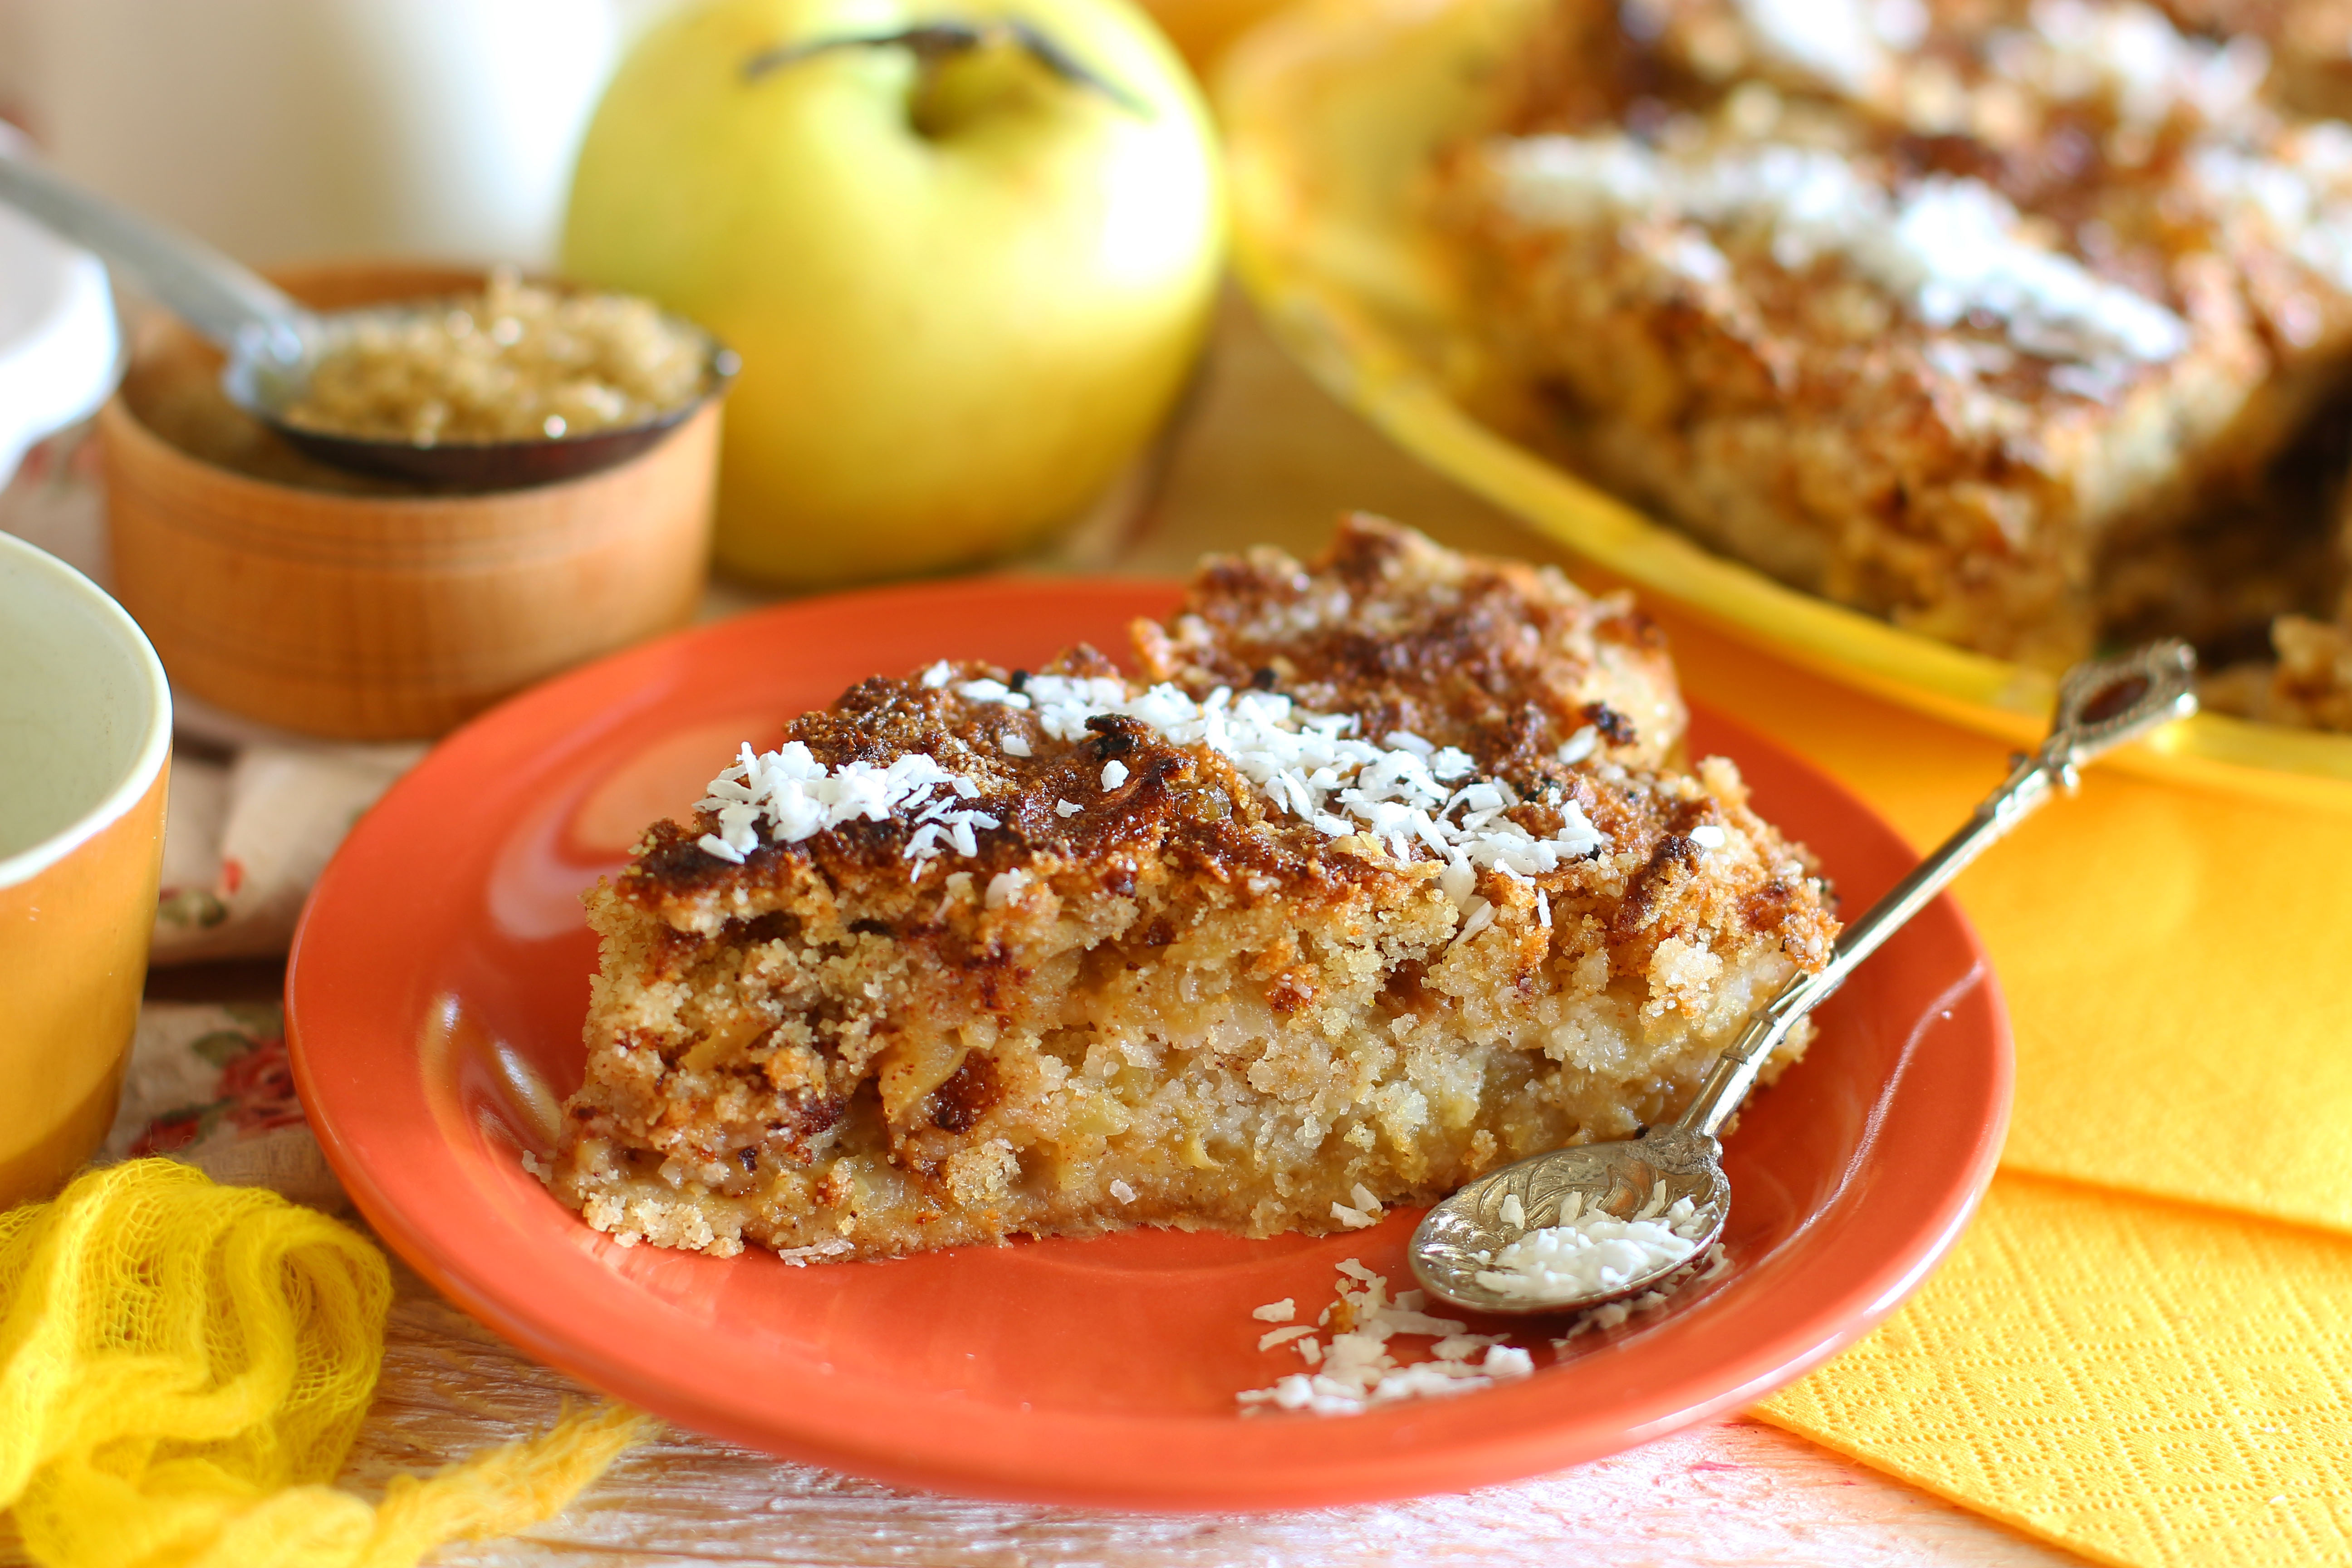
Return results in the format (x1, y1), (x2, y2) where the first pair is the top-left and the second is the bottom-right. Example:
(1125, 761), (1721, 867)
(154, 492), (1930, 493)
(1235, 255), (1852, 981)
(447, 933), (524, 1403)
(0, 532), (172, 889)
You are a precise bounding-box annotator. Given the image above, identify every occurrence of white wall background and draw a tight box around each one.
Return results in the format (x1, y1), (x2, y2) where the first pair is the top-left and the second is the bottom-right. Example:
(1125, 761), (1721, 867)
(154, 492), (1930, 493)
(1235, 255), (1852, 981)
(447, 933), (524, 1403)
(0, 0), (688, 268)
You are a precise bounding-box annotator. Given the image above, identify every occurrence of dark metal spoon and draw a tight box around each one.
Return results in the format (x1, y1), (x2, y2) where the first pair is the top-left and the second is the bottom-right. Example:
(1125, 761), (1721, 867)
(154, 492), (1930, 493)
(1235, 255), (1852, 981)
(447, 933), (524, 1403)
(1410, 641), (2200, 1315)
(0, 149), (734, 490)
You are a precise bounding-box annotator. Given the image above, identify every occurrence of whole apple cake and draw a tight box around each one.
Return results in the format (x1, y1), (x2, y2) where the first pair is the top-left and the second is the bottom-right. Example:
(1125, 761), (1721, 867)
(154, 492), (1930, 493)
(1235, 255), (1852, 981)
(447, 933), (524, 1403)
(538, 519), (1839, 1261)
(1436, 0), (2352, 692)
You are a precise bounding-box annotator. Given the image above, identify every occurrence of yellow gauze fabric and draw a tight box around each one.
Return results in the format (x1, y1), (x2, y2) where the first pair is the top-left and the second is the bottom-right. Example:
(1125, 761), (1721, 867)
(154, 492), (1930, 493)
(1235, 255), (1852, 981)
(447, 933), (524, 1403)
(0, 1160), (646, 1568)
(1649, 614), (2352, 1566)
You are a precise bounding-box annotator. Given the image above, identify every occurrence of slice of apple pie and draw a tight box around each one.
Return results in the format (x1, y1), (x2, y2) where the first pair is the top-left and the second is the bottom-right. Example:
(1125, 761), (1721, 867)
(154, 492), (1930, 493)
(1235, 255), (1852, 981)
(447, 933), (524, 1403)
(540, 518), (1839, 1260)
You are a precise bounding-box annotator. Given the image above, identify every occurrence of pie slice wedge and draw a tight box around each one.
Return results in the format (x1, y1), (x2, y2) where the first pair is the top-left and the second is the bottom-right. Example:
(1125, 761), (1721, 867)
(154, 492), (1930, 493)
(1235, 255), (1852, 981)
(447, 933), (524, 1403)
(539, 518), (1839, 1261)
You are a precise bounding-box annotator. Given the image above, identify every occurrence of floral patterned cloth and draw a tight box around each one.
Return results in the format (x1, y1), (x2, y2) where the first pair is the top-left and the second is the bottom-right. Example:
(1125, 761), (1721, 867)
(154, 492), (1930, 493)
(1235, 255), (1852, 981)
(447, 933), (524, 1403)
(101, 1002), (347, 1211)
(153, 742), (422, 962)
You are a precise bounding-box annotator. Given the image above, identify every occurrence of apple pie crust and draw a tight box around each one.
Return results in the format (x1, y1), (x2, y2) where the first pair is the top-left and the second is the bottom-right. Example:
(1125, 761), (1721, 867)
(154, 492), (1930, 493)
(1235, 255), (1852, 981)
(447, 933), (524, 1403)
(539, 519), (1839, 1260)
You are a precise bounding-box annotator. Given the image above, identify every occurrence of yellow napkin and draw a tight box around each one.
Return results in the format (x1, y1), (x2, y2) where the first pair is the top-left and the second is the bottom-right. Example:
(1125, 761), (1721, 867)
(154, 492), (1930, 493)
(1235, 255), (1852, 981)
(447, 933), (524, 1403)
(0, 1160), (647, 1568)
(1651, 615), (2352, 1567)
(1761, 1175), (2352, 1564)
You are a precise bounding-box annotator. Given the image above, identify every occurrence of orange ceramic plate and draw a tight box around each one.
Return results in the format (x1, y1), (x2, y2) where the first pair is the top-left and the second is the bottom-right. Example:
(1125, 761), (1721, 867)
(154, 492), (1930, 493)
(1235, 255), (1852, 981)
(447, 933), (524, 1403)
(288, 578), (2011, 1509)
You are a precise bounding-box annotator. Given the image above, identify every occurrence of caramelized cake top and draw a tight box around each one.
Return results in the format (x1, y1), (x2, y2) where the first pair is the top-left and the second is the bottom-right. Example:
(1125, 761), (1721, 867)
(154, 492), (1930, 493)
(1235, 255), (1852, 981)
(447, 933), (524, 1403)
(1131, 516), (1684, 770)
(615, 518), (1830, 972)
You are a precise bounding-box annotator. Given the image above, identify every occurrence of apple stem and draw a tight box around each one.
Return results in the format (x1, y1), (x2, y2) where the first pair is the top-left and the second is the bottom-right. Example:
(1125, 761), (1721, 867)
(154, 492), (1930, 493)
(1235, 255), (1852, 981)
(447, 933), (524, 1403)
(743, 20), (1151, 118)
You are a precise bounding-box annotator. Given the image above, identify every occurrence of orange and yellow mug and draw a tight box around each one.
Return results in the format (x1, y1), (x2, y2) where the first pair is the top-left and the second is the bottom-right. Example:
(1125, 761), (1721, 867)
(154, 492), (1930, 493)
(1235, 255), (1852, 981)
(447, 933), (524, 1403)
(0, 532), (170, 1209)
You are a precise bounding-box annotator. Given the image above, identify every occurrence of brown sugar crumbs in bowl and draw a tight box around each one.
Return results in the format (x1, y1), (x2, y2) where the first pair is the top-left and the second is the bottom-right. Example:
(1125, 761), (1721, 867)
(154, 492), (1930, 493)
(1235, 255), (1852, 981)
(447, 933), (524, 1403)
(535, 518), (1842, 1262)
(281, 266), (709, 446)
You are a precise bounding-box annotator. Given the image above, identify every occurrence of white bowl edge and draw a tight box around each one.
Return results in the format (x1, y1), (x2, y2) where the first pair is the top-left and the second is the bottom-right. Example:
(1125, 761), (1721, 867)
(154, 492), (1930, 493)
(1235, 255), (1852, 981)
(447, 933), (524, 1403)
(0, 134), (122, 486)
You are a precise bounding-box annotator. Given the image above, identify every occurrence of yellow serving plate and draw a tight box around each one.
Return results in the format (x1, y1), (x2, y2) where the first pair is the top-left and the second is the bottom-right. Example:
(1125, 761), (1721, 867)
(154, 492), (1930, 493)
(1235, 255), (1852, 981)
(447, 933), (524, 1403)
(1218, 0), (2352, 808)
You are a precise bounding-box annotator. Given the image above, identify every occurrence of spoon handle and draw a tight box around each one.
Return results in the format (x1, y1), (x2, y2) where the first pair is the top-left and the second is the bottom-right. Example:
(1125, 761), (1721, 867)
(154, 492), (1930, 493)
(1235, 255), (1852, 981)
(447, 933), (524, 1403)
(1674, 641), (2200, 1141)
(0, 150), (309, 363)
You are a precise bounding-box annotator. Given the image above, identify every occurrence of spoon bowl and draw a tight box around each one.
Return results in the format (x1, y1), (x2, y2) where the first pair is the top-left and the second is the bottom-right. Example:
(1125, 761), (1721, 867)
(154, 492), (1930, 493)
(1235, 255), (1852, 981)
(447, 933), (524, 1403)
(1412, 1128), (1729, 1316)
(234, 307), (738, 489)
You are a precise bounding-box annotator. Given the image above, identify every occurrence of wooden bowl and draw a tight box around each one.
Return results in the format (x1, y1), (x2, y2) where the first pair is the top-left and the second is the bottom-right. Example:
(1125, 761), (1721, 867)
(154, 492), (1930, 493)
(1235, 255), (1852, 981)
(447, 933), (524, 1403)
(100, 262), (718, 741)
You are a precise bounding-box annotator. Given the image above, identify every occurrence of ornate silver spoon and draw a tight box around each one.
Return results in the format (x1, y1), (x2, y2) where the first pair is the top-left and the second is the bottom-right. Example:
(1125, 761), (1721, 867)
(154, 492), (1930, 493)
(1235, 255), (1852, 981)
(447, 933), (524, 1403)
(1409, 641), (2199, 1316)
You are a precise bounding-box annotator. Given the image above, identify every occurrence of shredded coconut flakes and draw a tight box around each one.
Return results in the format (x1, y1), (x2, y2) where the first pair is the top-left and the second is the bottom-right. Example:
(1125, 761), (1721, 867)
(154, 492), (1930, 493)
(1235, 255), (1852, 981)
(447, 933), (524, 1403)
(1237, 1262), (1535, 1416)
(1490, 134), (2190, 371)
(1735, 0), (1886, 95)
(1553, 1243), (1733, 1346)
(1989, 0), (2269, 131)
(773, 1237), (857, 1268)
(1330, 1182), (1386, 1230)
(691, 673), (1610, 890)
(1473, 1182), (1714, 1305)
(694, 742), (1001, 870)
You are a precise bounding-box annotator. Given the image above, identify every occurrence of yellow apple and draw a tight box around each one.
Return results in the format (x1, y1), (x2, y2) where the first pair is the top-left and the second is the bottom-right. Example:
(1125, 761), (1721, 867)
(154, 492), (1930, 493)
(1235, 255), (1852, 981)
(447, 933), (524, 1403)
(562, 0), (1223, 587)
